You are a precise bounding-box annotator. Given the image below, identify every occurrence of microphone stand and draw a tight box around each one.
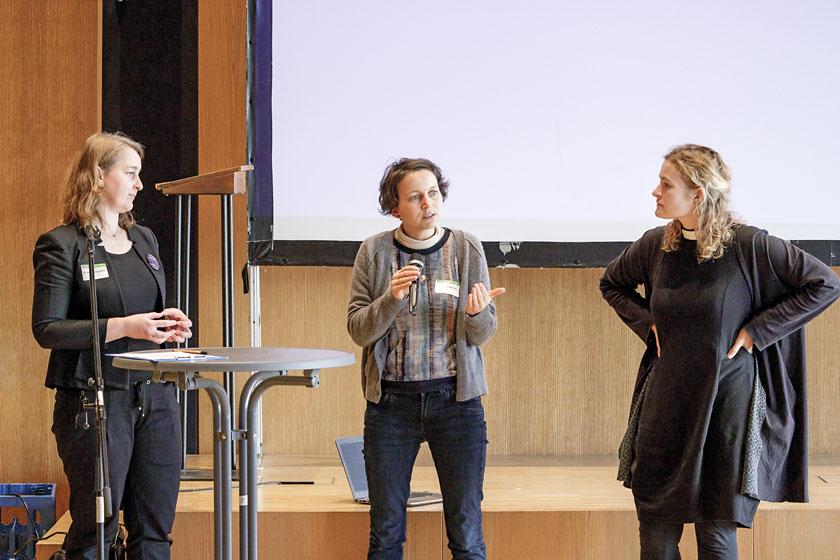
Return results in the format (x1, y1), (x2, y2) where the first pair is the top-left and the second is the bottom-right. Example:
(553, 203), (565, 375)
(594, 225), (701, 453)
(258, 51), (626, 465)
(85, 226), (112, 560)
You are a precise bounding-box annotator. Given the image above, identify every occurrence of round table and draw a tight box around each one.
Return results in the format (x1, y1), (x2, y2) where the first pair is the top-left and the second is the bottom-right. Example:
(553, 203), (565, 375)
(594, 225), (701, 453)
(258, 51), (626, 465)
(112, 347), (355, 560)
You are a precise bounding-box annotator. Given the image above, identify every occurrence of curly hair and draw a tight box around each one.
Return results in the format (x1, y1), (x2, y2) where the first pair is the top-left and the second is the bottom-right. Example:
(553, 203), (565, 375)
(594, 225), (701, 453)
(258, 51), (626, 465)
(62, 132), (145, 230)
(661, 144), (742, 260)
(377, 158), (449, 215)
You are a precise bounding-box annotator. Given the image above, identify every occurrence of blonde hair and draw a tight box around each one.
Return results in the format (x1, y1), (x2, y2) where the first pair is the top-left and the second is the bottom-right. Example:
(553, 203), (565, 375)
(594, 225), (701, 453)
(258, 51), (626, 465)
(62, 132), (145, 230)
(661, 144), (742, 260)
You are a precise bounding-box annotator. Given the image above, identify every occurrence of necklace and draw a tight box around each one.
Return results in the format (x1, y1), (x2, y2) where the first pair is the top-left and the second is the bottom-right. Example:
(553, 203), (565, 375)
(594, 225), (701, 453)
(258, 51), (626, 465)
(96, 222), (121, 238)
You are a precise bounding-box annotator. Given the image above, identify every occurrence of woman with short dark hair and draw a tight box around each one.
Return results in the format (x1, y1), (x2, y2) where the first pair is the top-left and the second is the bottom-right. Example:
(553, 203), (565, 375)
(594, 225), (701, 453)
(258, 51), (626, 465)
(348, 157), (505, 560)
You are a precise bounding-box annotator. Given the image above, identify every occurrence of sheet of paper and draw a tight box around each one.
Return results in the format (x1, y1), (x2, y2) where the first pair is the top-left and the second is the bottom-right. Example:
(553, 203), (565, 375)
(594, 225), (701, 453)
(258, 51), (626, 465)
(107, 351), (227, 362)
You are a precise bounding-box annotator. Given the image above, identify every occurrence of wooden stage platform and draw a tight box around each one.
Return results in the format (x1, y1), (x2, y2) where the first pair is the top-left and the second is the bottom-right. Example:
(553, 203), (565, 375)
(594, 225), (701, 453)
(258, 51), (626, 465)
(38, 455), (840, 559)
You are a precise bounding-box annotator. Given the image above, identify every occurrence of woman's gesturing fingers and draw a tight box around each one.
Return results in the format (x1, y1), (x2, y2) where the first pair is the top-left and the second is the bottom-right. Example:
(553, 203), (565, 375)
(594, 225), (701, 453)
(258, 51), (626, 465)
(466, 283), (506, 316)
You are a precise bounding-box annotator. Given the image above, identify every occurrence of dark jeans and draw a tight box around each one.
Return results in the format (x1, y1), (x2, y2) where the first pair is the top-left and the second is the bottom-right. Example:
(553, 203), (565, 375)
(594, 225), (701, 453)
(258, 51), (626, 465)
(52, 382), (182, 560)
(363, 387), (487, 560)
(639, 519), (739, 560)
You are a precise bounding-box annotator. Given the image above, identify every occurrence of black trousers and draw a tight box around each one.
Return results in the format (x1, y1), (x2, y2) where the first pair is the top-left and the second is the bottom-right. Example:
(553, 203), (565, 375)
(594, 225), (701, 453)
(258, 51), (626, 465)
(52, 382), (181, 560)
(639, 519), (739, 560)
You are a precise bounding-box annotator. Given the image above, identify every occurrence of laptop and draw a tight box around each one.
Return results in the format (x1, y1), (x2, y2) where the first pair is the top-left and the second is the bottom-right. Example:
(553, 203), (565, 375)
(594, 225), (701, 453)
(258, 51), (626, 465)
(335, 436), (443, 507)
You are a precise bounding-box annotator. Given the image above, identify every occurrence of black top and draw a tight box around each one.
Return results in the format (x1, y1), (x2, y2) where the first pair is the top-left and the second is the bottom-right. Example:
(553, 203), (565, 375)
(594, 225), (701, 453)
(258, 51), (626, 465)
(107, 248), (162, 315)
(381, 376), (456, 395)
(632, 237), (758, 526)
(32, 224), (166, 390)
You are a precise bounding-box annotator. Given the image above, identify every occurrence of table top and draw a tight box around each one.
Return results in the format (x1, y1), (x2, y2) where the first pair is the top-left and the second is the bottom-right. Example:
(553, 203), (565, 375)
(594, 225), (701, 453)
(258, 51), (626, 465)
(111, 347), (355, 373)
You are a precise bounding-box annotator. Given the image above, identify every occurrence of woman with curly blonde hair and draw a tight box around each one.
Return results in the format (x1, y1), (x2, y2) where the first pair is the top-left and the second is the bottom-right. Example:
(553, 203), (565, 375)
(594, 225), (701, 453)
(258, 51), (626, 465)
(600, 144), (840, 559)
(658, 144), (742, 260)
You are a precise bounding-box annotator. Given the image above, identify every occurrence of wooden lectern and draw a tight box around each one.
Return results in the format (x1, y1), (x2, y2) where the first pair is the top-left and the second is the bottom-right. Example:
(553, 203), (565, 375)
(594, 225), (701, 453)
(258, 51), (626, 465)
(156, 165), (252, 470)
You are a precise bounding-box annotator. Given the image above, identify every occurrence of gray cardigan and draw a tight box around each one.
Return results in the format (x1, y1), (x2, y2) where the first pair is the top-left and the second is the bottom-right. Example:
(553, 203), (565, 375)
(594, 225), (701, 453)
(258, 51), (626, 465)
(347, 228), (497, 403)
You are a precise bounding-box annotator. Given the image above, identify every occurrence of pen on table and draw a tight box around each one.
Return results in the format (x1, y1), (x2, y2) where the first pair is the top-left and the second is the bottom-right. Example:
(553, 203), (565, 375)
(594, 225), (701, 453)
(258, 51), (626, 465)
(180, 349), (207, 355)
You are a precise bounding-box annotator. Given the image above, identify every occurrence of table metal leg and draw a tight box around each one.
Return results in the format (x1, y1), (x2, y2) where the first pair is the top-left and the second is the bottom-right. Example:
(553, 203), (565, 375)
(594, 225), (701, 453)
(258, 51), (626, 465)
(154, 366), (322, 560)
(208, 389), (222, 560)
(243, 371), (319, 560)
(220, 194), (236, 472)
(162, 371), (233, 560)
(237, 371), (280, 560)
(197, 379), (233, 560)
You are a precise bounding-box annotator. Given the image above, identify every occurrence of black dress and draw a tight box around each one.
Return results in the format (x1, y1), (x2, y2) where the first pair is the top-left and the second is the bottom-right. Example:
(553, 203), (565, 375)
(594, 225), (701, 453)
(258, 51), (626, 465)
(602, 225), (840, 506)
(632, 237), (759, 527)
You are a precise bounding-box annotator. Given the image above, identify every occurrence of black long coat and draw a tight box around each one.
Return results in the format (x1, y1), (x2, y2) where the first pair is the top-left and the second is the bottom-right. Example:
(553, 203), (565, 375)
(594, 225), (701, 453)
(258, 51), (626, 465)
(601, 225), (840, 503)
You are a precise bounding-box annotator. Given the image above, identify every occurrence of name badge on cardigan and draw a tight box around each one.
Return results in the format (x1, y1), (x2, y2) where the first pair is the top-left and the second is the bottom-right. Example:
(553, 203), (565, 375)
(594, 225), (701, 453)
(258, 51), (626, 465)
(81, 263), (109, 281)
(435, 279), (460, 297)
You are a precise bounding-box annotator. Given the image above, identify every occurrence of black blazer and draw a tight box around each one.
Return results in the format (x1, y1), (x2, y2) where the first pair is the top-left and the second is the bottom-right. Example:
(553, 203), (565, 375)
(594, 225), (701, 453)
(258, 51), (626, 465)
(32, 223), (166, 389)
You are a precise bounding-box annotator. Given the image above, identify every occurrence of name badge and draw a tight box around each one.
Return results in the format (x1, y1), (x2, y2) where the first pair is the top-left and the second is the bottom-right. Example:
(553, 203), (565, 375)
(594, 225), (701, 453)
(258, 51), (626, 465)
(434, 279), (460, 297)
(81, 263), (109, 281)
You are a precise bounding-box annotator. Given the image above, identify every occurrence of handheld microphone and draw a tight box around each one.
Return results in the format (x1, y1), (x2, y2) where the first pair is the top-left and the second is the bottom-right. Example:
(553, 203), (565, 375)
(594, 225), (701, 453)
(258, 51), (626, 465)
(408, 259), (424, 316)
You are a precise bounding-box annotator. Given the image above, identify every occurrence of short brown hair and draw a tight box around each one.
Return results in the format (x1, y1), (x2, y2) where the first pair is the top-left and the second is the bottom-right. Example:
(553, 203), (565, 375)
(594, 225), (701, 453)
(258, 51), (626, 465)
(378, 158), (449, 215)
(62, 132), (145, 230)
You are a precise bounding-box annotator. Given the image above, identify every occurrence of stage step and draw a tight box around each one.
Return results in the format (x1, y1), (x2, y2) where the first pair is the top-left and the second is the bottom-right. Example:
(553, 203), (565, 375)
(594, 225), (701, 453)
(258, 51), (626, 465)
(38, 455), (840, 559)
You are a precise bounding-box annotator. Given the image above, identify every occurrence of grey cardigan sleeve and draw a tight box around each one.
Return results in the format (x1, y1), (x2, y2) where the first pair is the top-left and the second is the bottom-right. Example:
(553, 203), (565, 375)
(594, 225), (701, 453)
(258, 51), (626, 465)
(346, 240), (405, 347)
(600, 230), (658, 342)
(463, 236), (497, 346)
(744, 232), (840, 350)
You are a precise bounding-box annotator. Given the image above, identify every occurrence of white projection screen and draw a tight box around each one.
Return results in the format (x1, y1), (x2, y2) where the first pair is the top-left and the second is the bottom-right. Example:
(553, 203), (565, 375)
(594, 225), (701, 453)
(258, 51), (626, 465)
(248, 0), (840, 266)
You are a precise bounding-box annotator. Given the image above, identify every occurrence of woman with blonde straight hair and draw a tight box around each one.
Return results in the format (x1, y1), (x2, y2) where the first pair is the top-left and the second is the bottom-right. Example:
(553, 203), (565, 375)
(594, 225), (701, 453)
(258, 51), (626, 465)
(33, 132), (192, 559)
(600, 144), (840, 559)
(61, 132), (144, 231)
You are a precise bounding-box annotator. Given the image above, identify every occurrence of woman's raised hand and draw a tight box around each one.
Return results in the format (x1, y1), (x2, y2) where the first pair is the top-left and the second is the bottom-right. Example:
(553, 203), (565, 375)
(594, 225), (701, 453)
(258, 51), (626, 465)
(465, 283), (506, 316)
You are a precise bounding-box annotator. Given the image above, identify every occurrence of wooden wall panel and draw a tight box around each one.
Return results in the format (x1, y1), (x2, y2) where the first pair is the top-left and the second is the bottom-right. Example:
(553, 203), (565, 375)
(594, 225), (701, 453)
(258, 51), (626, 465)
(259, 267), (363, 454)
(196, 0), (250, 453)
(0, 1), (100, 517)
(41, 460), (840, 558)
(170, 511), (441, 560)
(256, 265), (840, 457)
(483, 514), (754, 560)
(753, 510), (840, 560)
(256, 266), (642, 456)
(482, 267), (640, 456)
(482, 511), (640, 559)
(805, 289), (840, 456)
